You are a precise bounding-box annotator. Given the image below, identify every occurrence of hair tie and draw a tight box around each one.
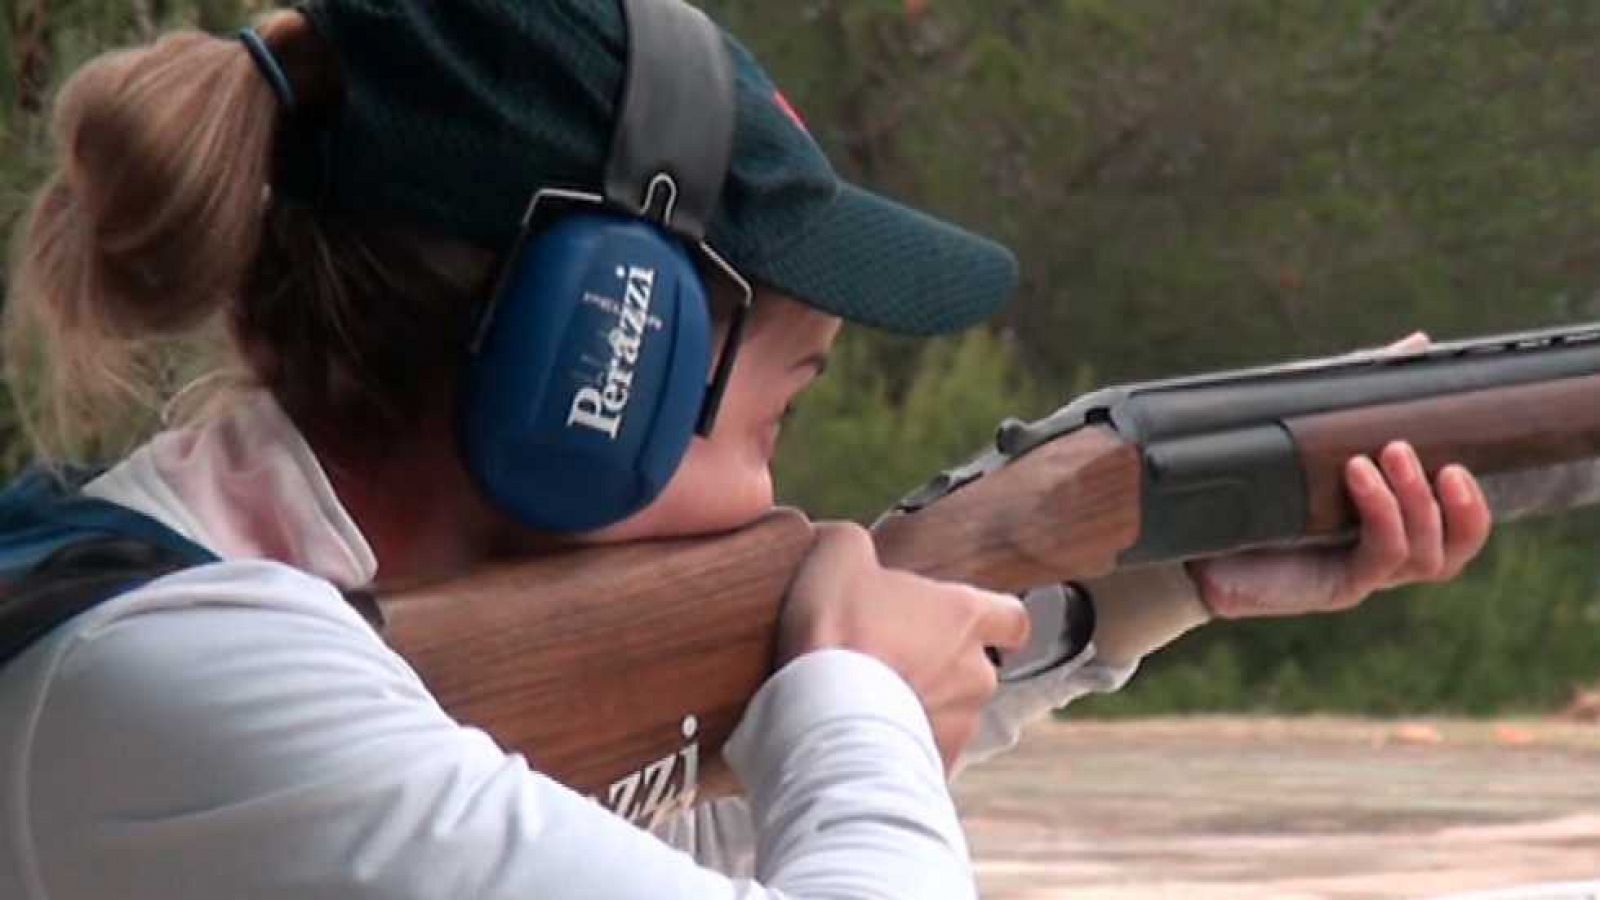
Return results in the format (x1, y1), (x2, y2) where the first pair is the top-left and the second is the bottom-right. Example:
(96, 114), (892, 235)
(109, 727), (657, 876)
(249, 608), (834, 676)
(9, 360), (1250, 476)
(239, 27), (298, 113)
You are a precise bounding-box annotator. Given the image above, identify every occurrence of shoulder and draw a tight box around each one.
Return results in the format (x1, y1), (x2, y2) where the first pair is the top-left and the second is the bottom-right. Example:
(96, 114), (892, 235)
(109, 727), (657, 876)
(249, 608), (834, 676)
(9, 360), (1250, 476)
(75, 556), (375, 635)
(35, 558), (410, 724)
(20, 559), (454, 817)
(13, 559), (527, 895)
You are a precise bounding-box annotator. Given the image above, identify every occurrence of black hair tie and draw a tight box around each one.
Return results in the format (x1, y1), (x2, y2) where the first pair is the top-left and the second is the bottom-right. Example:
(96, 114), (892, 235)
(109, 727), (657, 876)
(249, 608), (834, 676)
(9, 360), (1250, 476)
(239, 27), (298, 113)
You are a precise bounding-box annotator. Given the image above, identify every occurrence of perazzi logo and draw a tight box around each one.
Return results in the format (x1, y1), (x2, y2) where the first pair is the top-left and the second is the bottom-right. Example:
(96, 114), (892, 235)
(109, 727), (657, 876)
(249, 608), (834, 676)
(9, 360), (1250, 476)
(568, 264), (656, 439)
(597, 714), (701, 826)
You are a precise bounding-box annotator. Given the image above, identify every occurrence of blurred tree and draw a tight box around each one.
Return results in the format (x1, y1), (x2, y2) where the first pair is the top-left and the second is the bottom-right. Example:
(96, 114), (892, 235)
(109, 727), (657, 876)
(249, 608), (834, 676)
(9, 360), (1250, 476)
(775, 327), (1046, 522)
(711, 0), (1600, 393)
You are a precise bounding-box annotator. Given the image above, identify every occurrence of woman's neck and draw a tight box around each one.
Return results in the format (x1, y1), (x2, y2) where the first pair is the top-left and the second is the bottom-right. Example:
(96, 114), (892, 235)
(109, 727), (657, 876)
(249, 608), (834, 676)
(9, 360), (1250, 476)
(313, 420), (502, 592)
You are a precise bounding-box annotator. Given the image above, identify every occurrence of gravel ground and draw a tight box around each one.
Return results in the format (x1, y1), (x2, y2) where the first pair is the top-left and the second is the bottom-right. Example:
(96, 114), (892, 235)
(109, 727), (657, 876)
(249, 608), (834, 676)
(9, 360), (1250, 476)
(953, 718), (1600, 899)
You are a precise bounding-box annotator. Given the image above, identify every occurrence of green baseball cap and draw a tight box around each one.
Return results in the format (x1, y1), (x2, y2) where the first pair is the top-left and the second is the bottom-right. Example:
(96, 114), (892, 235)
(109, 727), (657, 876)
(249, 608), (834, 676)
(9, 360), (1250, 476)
(285, 0), (1018, 335)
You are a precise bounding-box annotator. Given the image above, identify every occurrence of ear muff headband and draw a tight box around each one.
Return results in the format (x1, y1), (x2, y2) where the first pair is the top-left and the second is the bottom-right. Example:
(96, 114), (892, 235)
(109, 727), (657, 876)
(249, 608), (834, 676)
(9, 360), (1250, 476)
(607, 0), (735, 240)
(460, 0), (741, 533)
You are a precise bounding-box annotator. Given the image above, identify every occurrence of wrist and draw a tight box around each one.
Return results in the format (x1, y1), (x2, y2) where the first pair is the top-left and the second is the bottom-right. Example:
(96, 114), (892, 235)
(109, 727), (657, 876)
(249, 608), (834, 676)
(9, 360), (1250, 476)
(1082, 564), (1212, 666)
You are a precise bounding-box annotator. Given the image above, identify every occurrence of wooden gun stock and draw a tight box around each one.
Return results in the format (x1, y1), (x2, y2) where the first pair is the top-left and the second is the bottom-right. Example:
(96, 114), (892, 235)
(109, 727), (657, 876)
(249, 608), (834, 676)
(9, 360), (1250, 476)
(381, 325), (1600, 824)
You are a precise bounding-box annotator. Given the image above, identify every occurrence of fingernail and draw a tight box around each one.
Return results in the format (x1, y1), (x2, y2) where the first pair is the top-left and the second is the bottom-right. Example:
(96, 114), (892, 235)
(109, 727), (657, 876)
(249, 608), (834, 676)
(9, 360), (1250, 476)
(1443, 467), (1472, 506)
(1349, 457), (1379, 493)
(1403, 449), (1423, 485)
(1382, 443), (1413, 483)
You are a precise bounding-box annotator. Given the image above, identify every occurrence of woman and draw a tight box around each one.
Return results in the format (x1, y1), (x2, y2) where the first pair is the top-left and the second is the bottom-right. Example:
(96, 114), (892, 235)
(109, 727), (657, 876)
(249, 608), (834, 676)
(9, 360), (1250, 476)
(0, 3), (1490, 898)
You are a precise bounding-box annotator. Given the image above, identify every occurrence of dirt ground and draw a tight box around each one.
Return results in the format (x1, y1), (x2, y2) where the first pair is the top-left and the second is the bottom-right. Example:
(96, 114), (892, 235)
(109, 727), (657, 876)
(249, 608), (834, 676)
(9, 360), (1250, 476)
(953, 718), (1600, 899)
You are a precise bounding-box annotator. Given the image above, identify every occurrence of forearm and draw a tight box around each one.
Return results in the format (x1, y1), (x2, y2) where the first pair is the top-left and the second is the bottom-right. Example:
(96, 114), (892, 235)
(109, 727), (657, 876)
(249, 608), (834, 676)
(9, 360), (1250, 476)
(730, 650), (976, 897)
(1084, 563), (1211, 667)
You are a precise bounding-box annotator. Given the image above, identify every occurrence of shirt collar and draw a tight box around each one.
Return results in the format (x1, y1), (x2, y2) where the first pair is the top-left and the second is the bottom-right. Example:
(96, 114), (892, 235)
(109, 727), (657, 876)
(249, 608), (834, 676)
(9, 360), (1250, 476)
(83, 391), (379, 590)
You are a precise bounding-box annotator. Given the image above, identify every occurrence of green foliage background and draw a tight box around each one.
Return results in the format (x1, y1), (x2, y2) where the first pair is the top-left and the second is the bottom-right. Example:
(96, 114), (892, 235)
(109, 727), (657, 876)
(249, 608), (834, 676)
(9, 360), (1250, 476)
(5, 0), (1600, 714)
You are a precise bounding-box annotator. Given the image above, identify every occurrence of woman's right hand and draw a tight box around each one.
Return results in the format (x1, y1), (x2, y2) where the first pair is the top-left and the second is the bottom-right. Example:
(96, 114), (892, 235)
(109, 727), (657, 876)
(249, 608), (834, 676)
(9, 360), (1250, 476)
(778, 522), (1031, 771)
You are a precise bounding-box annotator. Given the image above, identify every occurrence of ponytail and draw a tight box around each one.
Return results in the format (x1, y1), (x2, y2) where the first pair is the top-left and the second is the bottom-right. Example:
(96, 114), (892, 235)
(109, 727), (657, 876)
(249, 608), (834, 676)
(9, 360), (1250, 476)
(6, 26), (280, 460)
(7, 15), (499, 465)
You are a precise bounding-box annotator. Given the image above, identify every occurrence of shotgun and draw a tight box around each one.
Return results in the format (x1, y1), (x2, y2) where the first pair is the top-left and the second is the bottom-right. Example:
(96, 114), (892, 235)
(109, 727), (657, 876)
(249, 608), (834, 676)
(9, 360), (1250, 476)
(379, 321), (1600, 824)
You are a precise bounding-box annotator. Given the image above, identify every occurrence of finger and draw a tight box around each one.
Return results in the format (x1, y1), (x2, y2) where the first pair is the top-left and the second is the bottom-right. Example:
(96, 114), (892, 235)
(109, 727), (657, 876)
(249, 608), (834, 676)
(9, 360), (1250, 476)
(807, 521), (877, 567)
(1341, 455), (1409, 600)
(965, 646), (1001, 699)
(973, 588), (1031, 651)
(1382, 331), (1431, 355)
(811, 520), (875, 552)
(1437, 465), (1492, 579)
(1380, 442), (1445, 581)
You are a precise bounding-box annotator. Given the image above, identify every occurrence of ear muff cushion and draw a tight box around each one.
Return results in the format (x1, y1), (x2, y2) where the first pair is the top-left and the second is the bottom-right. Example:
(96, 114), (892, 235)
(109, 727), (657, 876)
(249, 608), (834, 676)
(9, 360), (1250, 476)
(461, 213), (712, 531)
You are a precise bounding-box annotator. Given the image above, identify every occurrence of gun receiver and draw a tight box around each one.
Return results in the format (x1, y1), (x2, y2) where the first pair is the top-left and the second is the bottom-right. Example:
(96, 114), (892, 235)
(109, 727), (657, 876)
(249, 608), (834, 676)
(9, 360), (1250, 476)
(382, 321), (1600, 821)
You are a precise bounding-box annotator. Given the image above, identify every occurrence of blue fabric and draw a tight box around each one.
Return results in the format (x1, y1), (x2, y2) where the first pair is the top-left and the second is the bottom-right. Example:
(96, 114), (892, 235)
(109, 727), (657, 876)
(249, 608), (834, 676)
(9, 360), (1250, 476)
(0, 468), (217, 580)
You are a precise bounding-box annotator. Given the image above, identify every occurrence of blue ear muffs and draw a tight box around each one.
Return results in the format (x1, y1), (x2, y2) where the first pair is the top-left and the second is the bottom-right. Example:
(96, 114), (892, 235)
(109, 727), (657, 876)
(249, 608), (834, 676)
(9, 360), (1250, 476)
(460, 213), (712, 532)
(458, 0), (741, 533)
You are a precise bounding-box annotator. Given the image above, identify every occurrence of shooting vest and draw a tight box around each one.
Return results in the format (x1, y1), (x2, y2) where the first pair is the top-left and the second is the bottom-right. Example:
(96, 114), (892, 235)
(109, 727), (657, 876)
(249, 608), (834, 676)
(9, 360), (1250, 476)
(0, 468), (218, 668)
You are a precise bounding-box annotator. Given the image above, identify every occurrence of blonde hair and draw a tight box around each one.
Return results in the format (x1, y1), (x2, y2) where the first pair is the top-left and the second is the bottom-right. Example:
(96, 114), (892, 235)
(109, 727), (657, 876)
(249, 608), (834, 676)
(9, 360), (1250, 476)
(5, 15), (496, 463)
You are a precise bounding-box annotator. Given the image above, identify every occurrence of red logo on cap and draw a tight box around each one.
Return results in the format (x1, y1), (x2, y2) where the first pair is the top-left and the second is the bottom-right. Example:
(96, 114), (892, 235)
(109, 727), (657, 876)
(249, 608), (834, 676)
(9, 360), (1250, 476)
(774, 90), (809, 134)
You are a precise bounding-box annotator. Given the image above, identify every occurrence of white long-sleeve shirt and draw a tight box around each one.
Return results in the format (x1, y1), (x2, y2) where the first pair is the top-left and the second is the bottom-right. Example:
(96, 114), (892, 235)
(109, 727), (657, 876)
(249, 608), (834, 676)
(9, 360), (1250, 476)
(0, 391), (1209, 898)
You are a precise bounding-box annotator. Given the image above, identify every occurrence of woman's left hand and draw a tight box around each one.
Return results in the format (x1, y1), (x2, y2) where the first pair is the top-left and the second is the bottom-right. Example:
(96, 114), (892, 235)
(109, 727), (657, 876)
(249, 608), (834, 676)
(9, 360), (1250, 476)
(1189, 440), (1493, 619)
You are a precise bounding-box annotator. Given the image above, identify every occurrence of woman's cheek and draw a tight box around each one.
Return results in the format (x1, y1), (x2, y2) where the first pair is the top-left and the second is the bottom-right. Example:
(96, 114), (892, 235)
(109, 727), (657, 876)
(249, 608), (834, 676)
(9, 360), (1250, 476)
(581, 438), (775, 543)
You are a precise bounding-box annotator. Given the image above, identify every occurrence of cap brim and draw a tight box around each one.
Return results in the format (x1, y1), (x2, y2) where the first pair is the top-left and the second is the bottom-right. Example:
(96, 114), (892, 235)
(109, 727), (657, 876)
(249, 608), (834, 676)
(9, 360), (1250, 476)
(748, 182), (1018, 336)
